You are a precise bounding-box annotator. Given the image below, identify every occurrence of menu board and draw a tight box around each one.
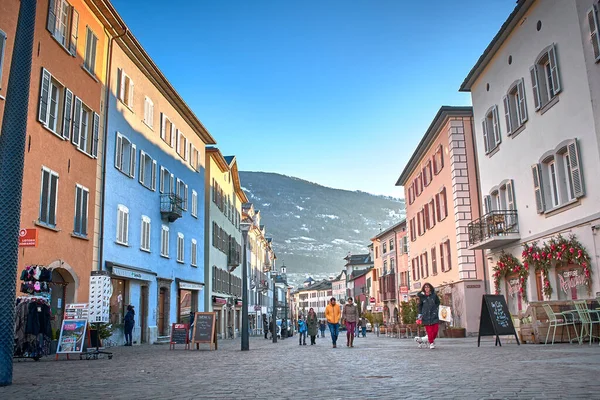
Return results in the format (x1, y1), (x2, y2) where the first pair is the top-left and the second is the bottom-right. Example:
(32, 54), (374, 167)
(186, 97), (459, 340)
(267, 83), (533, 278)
(89, 272), (111, 323)
(170, 323), (189, 347)
(191, 312), (217, 350)
(477, 295), (520, 347)
(57, 319), (88, 353)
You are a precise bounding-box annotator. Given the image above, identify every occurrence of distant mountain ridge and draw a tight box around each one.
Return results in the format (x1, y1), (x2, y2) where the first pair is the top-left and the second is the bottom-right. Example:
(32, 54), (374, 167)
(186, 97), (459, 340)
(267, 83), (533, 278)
(239, 171), (406, 275)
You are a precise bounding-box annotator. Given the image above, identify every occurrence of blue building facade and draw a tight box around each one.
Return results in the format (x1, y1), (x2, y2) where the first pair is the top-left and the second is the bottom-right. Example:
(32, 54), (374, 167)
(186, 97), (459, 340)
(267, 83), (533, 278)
(101, 40), (214, 344)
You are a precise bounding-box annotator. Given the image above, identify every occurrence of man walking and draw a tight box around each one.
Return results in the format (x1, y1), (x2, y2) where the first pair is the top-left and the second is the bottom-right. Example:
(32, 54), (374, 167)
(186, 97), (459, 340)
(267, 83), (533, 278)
(341, 297), (359, 348)
(325, 297), (341, 348)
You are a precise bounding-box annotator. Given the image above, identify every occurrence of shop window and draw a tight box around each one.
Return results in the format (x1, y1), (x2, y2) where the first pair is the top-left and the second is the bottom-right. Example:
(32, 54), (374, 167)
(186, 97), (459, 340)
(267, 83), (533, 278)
(556, 265), (589, 301)
(109, 278), (127, 325)
(178, 289), (195, 324)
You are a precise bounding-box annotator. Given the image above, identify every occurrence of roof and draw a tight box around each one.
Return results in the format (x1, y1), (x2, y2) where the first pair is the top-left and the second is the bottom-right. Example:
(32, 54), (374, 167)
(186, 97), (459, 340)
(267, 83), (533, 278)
(206, 148), (249, 203)
(349, 268), (371, 281)
(332, 270), (346, 281)
(304, 277), (315, 283)
(395, 106), (473, 186)
(298, 279), (332, 292)
(344, 254), (372, 266)
(459, 0), (532, 92)
(224, 156), (235, 165)
(371, 219), (407, 241)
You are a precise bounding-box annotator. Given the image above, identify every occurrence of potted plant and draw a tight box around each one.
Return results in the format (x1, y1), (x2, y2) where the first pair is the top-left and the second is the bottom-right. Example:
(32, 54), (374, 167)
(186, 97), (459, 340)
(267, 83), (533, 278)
(89, 323), (115, 347)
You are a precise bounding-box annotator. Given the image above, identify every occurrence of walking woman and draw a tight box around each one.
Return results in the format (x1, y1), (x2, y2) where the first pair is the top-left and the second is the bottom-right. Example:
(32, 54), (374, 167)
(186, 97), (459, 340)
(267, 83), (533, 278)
(341, 297), (359, 347)
(415, 283), (440, 349)
(306, 308), (318, 345)
(124, 305), (135, 346)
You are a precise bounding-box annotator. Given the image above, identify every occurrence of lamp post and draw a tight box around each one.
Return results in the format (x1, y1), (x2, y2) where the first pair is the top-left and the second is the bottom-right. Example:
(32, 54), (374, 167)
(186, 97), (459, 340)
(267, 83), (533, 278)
(281, 264), (288, 338)
(271, 267), (277, 343)
(241, 231), (249, 351)
(0, 0), (37, 387)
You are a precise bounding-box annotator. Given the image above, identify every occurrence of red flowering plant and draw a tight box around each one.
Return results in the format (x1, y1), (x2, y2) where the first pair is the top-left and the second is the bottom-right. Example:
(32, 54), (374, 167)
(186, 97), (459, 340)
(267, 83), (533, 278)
(522, 241), (552, 298)
(493, 252), (528, 301)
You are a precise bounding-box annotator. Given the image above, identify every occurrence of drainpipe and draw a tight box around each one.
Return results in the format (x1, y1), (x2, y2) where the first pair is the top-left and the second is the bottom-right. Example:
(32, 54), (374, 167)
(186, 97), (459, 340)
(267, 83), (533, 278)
(98, 26), (128, 272)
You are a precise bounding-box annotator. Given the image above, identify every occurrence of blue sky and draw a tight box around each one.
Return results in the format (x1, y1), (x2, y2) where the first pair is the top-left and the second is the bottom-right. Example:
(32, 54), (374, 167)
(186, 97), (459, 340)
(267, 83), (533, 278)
(112, 0), (515, 198)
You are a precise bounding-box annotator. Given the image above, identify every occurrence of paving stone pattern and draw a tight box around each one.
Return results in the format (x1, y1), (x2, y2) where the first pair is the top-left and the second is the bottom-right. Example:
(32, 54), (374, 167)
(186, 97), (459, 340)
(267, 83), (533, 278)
(2, 333), (600, 399)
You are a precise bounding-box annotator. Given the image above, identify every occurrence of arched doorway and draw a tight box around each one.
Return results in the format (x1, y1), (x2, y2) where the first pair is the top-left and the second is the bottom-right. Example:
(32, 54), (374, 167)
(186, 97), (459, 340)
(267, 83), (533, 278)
(393, 307), (399, 323)
(47, 261), (78, 335)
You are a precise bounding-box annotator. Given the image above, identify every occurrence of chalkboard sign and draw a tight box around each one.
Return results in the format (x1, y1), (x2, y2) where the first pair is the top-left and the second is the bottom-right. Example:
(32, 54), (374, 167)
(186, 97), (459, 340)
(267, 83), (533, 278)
(170, 323), (189, 350)
(477, 295), (520, 347)
(191, 312), (217, 350)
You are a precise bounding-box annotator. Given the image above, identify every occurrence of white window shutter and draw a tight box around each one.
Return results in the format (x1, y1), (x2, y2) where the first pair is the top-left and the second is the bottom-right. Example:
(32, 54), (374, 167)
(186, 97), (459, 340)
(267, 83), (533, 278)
(170, 124), (175, 148)
(151, 160), (157, 191)
(529, 65), (541, 110)
(38, 68), (51, 125)
(123, 210), (129, 244)
(492, 105), (501, 145)
(117, 68), (124, 101)
(159, 167), (165, 193)
(548, 44), (561, 95)
(160, 113), (166, 140)
(184, 184), (188, 210)
(72, 97), (82, 146)
(506, 179), (515, 210)
(176, 129), (180, 153)
(517, 79), (528, 124)
(481, 119), (489, 153)
(46, 0), (57, 34)
(483, 195), (491, 215)
(139, 150), (146, 184)
(531, 164), (545, 213)
(589, 6), (600, 61)
(116, 209), (122, 242)
(62, 88), (73, 139)
(115, 134), (123, 170)
(69, 8), (79, 56)
(128, 80), (134, 108)
(92, 112), (100, 158)
(170, 173), (174, 195)
(129, 144), (136, 178)
(503, 95), (512, 135)
(568, 139), (585, 198)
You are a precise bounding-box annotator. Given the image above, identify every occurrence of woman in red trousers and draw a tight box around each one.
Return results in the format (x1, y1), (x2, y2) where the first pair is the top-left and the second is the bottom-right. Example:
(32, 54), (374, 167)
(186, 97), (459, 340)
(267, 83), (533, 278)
(415, 283), (440, 349)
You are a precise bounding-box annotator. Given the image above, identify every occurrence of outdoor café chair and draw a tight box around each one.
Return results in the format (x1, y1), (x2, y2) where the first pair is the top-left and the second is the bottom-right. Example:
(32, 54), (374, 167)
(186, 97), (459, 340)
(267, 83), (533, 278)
(542, 304), (576, 345)
(572, 300), (600, 345)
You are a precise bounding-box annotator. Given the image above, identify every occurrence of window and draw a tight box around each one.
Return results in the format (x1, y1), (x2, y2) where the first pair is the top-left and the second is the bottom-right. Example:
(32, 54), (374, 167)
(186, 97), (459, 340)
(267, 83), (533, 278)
(117, 68), (134, 108)
(409, 217), (416, 242)
(555, 265), (589, 301)
(161, 225), (170, 257)
(383, 242), (387, 254)
(407, 184), (415, 205)
(389, 238), (394, 251)
(160, 167), (173, 194)
(191, 239), (198, 266)
(176, 130), (187, 160)
(503, 79), (528, 135)
(402, 236), (408, 254)
(411, 258), (419, 281)
(176, 178), (188, 211)
(444, 240), (452, 271)
(139, 151), (156, 191)
(481, 105), (501, 154)
(415, 174), (423, 196)
(72, 99), (100, 157)
(532, 139), (585, 213)
(423, 160), (432, 187)
(160, 113), (174, 147)
(431, 246), (437, 275)
(38, 69), (72, 138)
(530, 44), (561, 111)
(73, 184), (88, 236)
(421, 253), (428, 279)
(143, 97), (154, 128)
(439, 242), (445, 272)
(433, 145), (444, 175)
(114, 133), (136, 177)
(177, 233), (184, 263)
(191, 190), (198, 217)
(83, 28), (98, 75)
(588, 5), (600, 62)
(383, 260), (388, 275)
(39, 167), (59, 227)
(189, 144), (200, 171)
(435, 187), (448, 222)
(46, 0), (79, 55)
(375, 246), (379, 259)
(0, 30), (7, 90)
(140, 215), (151, 252)
(116, 204), (129, 245)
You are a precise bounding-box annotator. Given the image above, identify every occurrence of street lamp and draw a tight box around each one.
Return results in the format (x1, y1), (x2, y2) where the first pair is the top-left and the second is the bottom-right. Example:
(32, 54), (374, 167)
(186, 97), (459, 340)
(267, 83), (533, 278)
(281, 264), (288, 338)
(271, 265), (277, 344)
(241, 230), (249, 351)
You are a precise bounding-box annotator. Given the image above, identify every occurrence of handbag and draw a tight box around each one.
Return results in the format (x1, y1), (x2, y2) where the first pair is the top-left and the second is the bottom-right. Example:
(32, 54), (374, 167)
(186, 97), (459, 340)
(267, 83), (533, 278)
(438, 305), (452, 322)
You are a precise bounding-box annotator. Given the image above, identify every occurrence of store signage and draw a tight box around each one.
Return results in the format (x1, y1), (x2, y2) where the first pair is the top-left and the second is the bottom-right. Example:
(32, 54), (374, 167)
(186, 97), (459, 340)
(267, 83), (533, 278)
(467, 284), (481, 289)
(112, 266), (154, 281)
(57, 319), (88, 354)
(213, 296), (227, 305)
(399, 286), (409, 294)
(559, 269), (588, 295)
(254, 305), (262, 311)
(179, 281), (204, 291)
(89, 272), (111, 323)
(64, 303), (89, 320)
(236, 300), (243, 307)
(18, 228), (37, 247)
(369, 297), (376, 304)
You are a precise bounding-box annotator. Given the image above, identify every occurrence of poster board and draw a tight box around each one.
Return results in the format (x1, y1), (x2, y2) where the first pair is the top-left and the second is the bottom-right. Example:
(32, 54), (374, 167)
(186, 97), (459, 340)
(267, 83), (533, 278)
(191, 312), (217, 350)
(57, 319), (88, 353)
(89, 271), (111, 323)
(477, 295), (520, 347)
(170, 323), (190, 350)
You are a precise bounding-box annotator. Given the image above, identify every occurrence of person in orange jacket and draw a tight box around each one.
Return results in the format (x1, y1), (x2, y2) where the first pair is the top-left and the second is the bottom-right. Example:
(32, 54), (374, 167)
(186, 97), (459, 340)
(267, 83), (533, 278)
(325, 297), (341, 348)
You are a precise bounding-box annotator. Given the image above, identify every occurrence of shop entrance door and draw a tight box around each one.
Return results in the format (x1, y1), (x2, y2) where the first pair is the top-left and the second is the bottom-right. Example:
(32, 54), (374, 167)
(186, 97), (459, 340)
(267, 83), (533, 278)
(140, 286), (148, 343)
(158, 288), (167, 336)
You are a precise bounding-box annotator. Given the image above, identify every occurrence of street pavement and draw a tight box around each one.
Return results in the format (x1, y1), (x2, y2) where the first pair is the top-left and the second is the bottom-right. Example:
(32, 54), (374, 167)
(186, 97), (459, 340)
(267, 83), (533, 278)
(2, 331), (600, 399)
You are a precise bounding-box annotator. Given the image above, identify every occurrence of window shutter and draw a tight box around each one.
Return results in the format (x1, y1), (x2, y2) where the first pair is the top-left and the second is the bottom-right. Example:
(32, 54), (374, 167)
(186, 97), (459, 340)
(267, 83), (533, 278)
(492, 105), (501, 145)
(439, 243), (445, 272)
(117, 68), (124, 101)
(442, 187), (448, 219)
(151, 160), (157, 191)
(69, 8), (79, 56)
(46, 0), (57, 33)
(38, 68), (51, 125)
(445, 241), (452, 271)
(184, 184), (189, 210)
(432, 152), (437, 175)
(430, 199), (436, 227)
(72, 97), (82, 146)
(139, 151), (145, 184)
(170, 123), (176, 148)
(503, 95), (512, 135)
(589, 6), (600, 61)
(483, 195), (491, 215)
(128, 80), (134, 108)
(531, 163), (545, 213)
(548, 44), (561, 95)
(424, 204), (429, 230)
(160, 113), (166, 141)
(529, 65), (541, 111)
(62, 88), (73, 139)
(91, 112), (99, 157)
(435, 193), (441, 222)
(568, 139), (585, 198)
(129, 144), (136, 178)
(438, 145), (444, 170)
(517, 79), (528, 124)
(115, 134), (123, 170)
(506, 179), (515, 210)
(170, 173), (174, 195)
(481, 119), (489, 153)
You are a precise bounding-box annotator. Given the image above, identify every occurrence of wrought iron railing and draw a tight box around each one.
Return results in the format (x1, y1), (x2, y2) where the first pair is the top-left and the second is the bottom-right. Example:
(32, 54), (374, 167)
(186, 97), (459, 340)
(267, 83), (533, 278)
(160, 193), (183, 221)
(467, 209), (519, 246)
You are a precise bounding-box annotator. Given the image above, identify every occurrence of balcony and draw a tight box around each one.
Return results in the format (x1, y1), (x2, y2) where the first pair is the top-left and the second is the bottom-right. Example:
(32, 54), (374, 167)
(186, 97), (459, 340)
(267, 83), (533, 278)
(160, 193), (183, 222)
(467, 209), (520, 250)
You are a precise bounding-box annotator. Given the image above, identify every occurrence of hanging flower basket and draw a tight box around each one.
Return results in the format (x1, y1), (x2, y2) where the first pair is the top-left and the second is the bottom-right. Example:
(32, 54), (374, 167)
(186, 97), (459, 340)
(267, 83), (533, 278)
(493, 252), (528, 301)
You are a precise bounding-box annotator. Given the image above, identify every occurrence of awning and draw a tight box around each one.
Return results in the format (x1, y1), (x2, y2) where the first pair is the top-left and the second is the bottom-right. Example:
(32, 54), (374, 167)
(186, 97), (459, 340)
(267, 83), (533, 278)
(106, 261), (156, 281)
(176, 278), (204, 291)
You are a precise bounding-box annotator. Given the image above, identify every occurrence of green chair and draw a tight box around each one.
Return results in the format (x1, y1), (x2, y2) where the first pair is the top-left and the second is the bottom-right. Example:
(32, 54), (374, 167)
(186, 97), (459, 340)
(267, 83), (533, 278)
(542, 304), (576, 345)
(573, 300), (600, 345)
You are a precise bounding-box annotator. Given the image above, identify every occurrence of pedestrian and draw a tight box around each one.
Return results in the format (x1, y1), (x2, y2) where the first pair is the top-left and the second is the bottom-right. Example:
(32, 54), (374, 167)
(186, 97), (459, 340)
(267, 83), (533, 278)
(263, 314), (269, 339)
(306, 308), (318, 345)
(415, 282), (440, 349)
(298, 317), (307, 345)
(325, 297), (341, 348)
(319, 320), (326, 338)
(341, 297), (359, 348)
(361, 317), (367, 337)
(124, 305), (135, 346)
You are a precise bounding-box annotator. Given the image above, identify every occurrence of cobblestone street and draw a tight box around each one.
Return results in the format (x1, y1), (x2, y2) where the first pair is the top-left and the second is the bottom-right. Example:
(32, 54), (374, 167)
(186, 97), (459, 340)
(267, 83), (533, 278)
(2, 332), (600, 399)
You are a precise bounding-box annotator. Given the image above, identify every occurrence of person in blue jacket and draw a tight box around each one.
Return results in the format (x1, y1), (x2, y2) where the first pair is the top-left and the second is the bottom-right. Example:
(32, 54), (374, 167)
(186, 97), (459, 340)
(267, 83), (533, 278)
(298, 317), (307, 346)
(124, 305), (135, 346)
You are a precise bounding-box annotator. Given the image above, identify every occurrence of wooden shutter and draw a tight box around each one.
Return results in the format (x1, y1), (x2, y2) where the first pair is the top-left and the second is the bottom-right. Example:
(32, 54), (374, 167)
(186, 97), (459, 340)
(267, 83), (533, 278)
(441, 187), (448, 219)
(548, 44), (561, 95)
(424, 204), (429, 230)
(129, 144), (136, 178)
(445, 241), (452, 271)
(517, 79), (528, 124)
(589, 6), (600, 61)
(151, 160), (157, 191)
(481, 119), (489, 153)
(47, 0), (57, 33)
(184, 184), (188, 210)
(435, 193), (441, 222)
(128, 80), (134, 108)
(531, 164), (545, 213)
(91, 112), (99, 157)
(430, 199), (436, 227)
(62, 88), (73, 139)
(439, 243), (445, 272)
(431, 247), (437, 275)
(568, 139), (585, 198)
(69, 8), (79, 56)
(529, 65), (541, 110)
(72, 97), (82, 146)
(506, 179), (515, 210)
(160, 113), (166, 141)
(503, 95), (512, 135)
(170, 123), (176, 148)
(170, 173), (174, 195)
(483, 195), (492, 215)
(38, 68), (51, 125)
(492, 105), (501, 145)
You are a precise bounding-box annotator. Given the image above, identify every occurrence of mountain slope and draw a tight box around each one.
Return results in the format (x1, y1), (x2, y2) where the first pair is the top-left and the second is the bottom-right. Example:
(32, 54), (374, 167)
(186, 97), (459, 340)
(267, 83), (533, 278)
(240, 171), (405, 275)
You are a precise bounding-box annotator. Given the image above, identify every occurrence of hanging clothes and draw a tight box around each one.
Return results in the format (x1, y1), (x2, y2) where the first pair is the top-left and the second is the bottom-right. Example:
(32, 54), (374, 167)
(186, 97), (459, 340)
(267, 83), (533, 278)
(14, 297), (52, 358)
